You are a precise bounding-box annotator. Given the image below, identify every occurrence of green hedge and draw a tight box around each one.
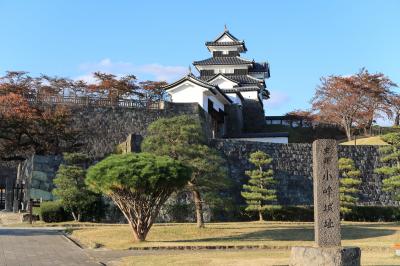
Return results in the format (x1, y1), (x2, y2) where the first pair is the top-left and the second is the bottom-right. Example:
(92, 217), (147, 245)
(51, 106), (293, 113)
(345, 206), (400, 222)
(243, 206), (400, 222)
(262, 125), (345, 143)
(39, 201), (71, 223)
(264, 206), (314, 221)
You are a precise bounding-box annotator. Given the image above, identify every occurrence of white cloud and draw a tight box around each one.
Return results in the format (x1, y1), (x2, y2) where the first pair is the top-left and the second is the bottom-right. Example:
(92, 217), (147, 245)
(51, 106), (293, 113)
(135, 64), (188, 81)
(74, 73), (98, 84)
(76, 58), (187, 83)
(263, 90), (290, 109)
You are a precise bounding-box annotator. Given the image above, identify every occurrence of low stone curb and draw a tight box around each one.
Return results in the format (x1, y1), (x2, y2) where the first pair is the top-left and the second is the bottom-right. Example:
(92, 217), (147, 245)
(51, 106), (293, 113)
(63, 233), (85, 249)
(127, 245), (291, 251)
(124, 245), (394, 252)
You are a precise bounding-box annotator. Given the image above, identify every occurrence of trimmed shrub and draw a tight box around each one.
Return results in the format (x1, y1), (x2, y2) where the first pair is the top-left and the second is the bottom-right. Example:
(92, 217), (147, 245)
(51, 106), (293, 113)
(345, 206), (400, 222)
(39, 201), (71, 223)
(265, 206), (314, 222)
(255, 205), (400, 222)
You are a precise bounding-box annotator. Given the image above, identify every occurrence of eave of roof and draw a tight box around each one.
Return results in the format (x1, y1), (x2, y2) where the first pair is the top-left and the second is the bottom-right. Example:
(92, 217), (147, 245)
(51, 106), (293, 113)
(199, 74), (265, 87)
(205, 41), (247, 52)
(164, 74), (215, 90)
(207, 73), (239, 85)
(164, 74), (233, 104)
(250, 61), (269, 72)
(221, 87), (259, 93)
(193, 56), (253, 66)
(212, 30), (240, 42)
(236, 91), (244, 101)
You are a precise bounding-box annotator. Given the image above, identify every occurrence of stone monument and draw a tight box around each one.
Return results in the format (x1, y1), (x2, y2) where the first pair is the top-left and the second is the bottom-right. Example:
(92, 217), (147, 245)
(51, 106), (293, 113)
(290, 139), (361, 266)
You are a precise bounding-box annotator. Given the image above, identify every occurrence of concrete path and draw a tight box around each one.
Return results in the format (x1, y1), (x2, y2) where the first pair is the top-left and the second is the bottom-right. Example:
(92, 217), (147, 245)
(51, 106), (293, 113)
(0, 228), (100, 266)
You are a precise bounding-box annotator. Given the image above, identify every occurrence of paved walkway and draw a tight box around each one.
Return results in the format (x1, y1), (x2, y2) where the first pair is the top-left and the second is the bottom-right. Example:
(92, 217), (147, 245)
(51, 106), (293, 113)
(0, 228), (100, 266)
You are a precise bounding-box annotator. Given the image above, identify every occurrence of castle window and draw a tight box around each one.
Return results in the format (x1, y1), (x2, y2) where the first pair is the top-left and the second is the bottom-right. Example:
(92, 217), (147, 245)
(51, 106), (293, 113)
(200, 70), (214, 76)
(234, 69), (248, 75)
(213, 51), (223, 57)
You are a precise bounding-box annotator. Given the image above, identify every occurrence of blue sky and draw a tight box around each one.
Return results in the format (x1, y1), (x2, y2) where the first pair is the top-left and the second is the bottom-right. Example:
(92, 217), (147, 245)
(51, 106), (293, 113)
(1, 0), (399, 117)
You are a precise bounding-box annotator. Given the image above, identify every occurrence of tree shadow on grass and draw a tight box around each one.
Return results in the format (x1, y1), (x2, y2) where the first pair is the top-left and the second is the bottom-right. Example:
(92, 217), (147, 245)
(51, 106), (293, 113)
(155, 225), (396, 243)
(341, 225), (396, 240)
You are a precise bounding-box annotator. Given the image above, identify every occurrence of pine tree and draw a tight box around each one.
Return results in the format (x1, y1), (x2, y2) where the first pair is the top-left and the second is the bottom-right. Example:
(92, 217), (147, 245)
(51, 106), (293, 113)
(141, 115), (230, 228)
(375, 133), (400, 202)
(53, 153), (97, 222)
(241, 151), (277, 221)
(338, 158), (361, 217)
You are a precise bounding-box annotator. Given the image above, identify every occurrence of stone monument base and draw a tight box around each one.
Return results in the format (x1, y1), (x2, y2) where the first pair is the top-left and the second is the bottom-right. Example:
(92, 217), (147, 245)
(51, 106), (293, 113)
(290, 246), (361, 266)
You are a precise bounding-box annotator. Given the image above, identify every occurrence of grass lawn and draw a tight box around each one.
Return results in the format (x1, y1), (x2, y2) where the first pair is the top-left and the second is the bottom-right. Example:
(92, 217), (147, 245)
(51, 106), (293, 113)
(69, 221), (400, 265)
(120, 249), (399, 266)
(121, 250), (290, 266)
(340, 136), (388, 145)
(69, 221), (398, 265)
(69, 222), (400, 250)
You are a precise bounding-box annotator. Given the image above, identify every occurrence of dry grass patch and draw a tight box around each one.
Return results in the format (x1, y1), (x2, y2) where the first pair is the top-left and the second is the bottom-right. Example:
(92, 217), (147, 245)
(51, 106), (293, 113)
(121, 250), (290, 266)
(340, 136), (388, 145)
(69, 222), (400, 251)
(120, 249), (400, 266)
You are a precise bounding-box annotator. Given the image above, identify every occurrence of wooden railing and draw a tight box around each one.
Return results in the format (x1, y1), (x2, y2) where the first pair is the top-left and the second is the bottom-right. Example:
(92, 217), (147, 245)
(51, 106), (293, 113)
(23, 95), (164, 110)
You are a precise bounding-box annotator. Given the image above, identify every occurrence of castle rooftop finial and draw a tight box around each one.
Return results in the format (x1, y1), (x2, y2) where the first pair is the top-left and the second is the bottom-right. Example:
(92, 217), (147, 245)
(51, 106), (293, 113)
(188, 65), (192, 75)
(224, 24), (228, 32)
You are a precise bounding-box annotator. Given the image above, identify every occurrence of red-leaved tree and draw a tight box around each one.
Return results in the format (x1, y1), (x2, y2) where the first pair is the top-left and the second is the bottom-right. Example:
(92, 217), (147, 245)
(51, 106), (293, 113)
(312, 69), (396, 141)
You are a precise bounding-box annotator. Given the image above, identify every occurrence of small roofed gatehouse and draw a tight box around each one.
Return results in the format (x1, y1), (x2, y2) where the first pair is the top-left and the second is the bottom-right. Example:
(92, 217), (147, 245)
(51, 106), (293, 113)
(164, 26), (288, 143)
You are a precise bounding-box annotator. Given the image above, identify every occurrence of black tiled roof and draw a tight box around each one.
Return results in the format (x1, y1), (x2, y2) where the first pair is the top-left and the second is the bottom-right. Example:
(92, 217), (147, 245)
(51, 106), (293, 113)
(233, 85), (263, 91)
(163, 74), (233, 104)
(200, 74), (264, 85)
(229, 75), (263, 85)
(219, 86), (263, 93)
(193, 57), (253, 66)
(206, 30), (247, 52)
(164, 73), (215, 90)
(205, 41), (244, 46)
(213, 30), (240, 42)
(250, 62), (268, 72)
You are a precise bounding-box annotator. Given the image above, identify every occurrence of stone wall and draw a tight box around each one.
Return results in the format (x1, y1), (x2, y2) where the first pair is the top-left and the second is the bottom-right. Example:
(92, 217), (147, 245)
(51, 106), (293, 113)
(68, 102), (206, 158)
(18, 155), (63, 205)
(241, 99), (266, 132)
(212, 139), (396, 206)
(15, 138), (396, 220)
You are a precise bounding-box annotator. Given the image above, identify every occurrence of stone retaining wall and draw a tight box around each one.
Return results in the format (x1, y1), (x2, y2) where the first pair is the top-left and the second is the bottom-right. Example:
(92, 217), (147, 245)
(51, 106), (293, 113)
(69, 102), (202, 158)
(212, 139), (396, 206)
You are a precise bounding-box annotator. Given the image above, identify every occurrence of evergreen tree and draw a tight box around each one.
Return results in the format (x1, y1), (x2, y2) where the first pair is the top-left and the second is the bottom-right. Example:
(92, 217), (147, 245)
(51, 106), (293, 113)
(241, 151), (277, 221)
(53, 153), (97, 222)
(141, 115), (230, 228)
(86, 153), (191, 241)
(375, 133), (400, 201)
(338, 158), (361, 217)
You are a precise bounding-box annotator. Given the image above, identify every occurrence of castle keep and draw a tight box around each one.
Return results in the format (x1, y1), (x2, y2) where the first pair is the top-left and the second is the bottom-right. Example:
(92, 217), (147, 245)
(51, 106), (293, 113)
(165, 27), (275, 138)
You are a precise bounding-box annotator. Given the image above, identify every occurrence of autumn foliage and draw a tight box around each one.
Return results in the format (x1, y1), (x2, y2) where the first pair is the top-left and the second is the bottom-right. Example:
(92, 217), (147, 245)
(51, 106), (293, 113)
(311, 69), (397, 140)
(0, 71), (168, 161)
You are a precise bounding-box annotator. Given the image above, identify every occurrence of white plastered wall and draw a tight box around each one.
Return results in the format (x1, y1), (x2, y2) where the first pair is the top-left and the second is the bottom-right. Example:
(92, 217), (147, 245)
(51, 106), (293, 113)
(226, 93), (242, 105)
(167, 82), (225, 112)
(240, 91), (259, 100)
(209, 77), (236, 89)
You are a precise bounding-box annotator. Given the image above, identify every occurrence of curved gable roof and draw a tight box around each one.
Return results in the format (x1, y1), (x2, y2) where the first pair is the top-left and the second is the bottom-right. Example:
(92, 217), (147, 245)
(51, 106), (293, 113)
(207, 73), (239, 85)
(164, 74), (232, 104)
(205, 29), (247, 52)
